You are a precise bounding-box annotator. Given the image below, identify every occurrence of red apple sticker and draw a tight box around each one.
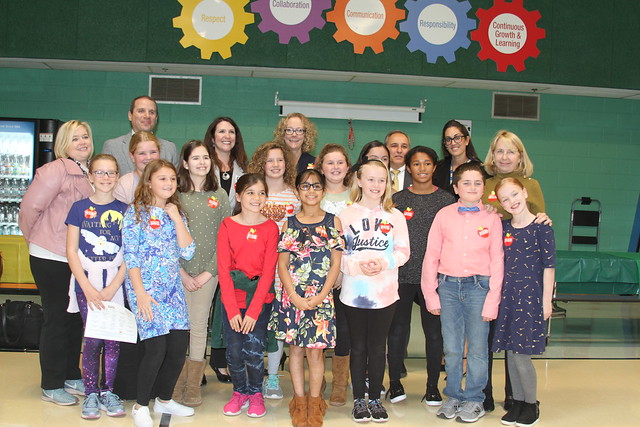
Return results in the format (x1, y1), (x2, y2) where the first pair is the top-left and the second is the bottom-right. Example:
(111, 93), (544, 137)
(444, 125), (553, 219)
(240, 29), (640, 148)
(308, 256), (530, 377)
(247, 228), (258, 243)
(208, 196), (219, 209)
(285, 203), (295, 215)
(84, 206), (97, 219)
(403, 207), (414, 220)
(504, 233), (514, 247)
(149, 216), (161, 229)
(306, 163), (314, 170)
(488, 191), (497, 202)
(379, 221), (392, 234)
(477, 226), (489, 238)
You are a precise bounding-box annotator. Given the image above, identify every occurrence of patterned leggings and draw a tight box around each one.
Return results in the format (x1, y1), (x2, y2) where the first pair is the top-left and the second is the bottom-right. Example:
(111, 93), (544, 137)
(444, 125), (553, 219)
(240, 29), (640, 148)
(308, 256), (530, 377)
(77, 290), (120, 395)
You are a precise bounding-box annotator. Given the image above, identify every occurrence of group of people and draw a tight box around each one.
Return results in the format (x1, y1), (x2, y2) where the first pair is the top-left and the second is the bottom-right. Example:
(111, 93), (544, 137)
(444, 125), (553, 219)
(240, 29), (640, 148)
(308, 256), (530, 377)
(18, 94), (555, 427)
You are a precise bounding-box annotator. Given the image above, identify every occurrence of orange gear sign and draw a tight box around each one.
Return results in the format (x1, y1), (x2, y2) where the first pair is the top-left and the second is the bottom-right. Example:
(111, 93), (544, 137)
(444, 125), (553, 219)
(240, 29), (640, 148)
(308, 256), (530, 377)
(327, 0), (406, 54)
(471, 0), (546, 72)
(173, 0), (254, 60)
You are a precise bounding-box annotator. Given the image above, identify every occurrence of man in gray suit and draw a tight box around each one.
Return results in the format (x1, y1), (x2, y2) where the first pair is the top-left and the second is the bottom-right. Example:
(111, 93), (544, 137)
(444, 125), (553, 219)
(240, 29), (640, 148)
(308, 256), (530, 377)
(386, 130), (412, 190)
(102, 95), (178, 174)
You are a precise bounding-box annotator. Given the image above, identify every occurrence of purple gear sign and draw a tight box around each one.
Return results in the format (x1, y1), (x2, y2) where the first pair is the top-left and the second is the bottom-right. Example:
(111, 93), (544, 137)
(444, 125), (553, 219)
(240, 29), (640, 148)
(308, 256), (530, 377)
(251, 0), (332, 44)
(400, 0), (476, 63)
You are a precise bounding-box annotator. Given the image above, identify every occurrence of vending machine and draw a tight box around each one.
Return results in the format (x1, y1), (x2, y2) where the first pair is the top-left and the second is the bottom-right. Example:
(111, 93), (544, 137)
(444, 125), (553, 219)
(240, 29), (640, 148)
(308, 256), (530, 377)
(0, 118), (61, 288)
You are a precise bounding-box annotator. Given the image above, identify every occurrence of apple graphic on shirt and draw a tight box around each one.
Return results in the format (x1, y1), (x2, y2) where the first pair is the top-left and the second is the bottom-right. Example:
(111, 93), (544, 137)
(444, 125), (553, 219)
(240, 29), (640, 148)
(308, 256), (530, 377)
(379, 221), (392, 234)
(84, 206), (97, 219)
(488, 191), (497, 202)
(285, 203), (295, 215)
(208, 196), (219, 209)
(247, 228), (258, 243)
(504, 233), (514, 246)
(477, 226), (489, 238)
(149, 216), (161, 229)
(403, 207), (414, 220)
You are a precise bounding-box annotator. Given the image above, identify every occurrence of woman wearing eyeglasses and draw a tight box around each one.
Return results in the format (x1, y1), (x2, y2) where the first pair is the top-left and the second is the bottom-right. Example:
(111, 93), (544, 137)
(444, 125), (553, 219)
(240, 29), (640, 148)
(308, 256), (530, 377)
(432, 120), (485, 196)
(273, 113), (318, 174)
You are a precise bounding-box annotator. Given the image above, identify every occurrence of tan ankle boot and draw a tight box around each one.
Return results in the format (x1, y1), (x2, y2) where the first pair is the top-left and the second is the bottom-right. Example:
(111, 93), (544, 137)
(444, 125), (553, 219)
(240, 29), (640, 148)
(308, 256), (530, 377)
(289, 394), (308, 427)
(183, 359), (206, 407)
(171, 360), (188, 404)
(329, 355), (350, 406)
(307, 395), (328, 427)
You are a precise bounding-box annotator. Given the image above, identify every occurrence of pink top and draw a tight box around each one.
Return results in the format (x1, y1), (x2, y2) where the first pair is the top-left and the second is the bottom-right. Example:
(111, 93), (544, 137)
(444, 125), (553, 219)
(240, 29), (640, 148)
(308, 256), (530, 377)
(338, 203), (410, 309)
(421, 201), (504, 319)
(19, 158), (94, 257)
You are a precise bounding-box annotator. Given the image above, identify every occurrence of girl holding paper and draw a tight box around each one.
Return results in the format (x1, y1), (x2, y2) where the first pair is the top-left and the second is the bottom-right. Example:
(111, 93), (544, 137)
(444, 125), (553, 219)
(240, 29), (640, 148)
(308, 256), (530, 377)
(66, 154), (128, 420)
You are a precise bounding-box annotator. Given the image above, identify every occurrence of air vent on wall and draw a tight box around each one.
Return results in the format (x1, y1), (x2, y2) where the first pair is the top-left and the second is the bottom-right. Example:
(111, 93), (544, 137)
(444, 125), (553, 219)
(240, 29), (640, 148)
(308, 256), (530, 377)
(492, 92), (539, 121)
(149, 75), (202, 105)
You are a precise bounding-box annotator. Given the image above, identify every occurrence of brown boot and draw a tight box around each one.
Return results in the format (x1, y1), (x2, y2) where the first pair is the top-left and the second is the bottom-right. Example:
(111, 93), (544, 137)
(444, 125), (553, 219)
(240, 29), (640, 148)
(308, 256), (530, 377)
(171, 360), (188, 404)
(183, 359), (206, 407)
(307, 395), (328, 427)
(289, 394), (308, 427)
(329, 355), (350, 406)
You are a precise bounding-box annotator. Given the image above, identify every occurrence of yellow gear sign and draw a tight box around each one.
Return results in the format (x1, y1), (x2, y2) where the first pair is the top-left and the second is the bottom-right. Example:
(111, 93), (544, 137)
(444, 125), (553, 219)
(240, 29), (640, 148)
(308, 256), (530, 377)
(173, 0), (254, 60)
(327, 0), (405, 54)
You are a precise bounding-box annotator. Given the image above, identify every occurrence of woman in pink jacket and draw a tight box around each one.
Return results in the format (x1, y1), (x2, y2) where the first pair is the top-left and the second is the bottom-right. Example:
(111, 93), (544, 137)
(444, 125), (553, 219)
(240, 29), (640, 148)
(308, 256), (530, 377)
(19, 120), (95, 406)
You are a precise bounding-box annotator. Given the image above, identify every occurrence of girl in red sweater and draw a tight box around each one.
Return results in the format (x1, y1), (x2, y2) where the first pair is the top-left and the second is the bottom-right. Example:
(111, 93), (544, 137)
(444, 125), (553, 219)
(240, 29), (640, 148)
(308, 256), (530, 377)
(217, 173), (279, 418)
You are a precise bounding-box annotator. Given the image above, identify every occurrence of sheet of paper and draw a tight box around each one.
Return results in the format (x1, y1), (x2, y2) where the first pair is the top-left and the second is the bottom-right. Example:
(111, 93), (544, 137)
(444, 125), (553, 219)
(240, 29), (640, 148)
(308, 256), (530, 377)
(84, 301), (138, 343)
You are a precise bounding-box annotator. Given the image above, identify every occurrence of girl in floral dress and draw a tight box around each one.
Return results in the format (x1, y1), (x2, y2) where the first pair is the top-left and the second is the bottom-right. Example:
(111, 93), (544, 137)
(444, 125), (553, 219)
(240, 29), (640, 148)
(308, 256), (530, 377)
(122, 159), (196, 427)
(271, 169), (344, 427)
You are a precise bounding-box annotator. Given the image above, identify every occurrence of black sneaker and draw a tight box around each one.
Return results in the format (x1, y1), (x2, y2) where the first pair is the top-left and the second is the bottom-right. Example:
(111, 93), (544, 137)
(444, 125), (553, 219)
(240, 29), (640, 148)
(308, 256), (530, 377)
(504, 395), (515, 411)
(515, 401), (539, 427)
(500, 400), (523, 426)
(484, 394), (495, 412)
(368, 398), (389, 423)
(352, 398), (371, 423)
(386, 381), (406, 403)
(421, 386), (442, 406)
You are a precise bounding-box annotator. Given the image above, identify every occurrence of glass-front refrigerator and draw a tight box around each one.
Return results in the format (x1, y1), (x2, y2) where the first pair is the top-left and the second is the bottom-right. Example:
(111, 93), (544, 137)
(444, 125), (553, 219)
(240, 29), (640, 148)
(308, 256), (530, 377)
(0, 118), (60, 287)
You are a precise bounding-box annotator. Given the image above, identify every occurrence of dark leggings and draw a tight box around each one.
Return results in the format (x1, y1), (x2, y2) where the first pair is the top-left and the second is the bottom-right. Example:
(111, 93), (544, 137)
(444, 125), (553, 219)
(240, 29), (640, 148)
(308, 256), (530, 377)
(485, 320), (512, 400)
(333, 288), (351, 357)
(387, 283), (443, 386)
(136, 330), (189, 406)
(344, 302), (397, 399)
(30, 256), (83, 390)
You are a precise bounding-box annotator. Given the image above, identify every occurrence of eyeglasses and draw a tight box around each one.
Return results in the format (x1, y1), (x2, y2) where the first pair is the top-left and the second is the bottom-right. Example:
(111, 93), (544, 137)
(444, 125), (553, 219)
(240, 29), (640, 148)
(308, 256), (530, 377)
(444, 134), (465, 145)
(297, 182), (323, 191)
(91, 170), (118, 178)
(285, 128), (306, 135)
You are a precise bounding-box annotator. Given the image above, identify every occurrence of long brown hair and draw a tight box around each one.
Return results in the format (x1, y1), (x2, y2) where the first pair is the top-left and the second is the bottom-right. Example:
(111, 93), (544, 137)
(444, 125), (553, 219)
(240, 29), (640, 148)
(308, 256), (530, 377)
(203, 117), (248, 172)
(177, 140), (220, 193)
(232, 173), (269, 216)
(132, 159), (184, 223)
(314, 143), (352, 187)
(247, 141), (297, 189)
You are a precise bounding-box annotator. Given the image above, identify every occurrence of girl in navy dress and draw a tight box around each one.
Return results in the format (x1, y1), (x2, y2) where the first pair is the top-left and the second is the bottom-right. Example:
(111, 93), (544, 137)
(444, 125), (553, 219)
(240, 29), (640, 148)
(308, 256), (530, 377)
(491, 177), (555, 427)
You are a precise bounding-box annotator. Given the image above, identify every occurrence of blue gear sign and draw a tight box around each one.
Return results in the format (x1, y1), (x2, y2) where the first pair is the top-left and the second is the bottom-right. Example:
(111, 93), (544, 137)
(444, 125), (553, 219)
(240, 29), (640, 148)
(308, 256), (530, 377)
(400, 0), (476, 63)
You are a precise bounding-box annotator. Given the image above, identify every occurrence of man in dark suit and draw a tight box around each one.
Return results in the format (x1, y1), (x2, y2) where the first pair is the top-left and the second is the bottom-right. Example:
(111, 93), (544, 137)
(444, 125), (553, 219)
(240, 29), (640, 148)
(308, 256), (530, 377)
(386, 130), (412, 190)
(102, 95), (178, 174)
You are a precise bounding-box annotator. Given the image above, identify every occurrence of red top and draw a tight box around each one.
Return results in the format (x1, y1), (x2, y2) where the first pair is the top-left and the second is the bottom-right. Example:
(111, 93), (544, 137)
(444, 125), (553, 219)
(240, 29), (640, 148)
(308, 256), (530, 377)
(217, 216), (278, 321)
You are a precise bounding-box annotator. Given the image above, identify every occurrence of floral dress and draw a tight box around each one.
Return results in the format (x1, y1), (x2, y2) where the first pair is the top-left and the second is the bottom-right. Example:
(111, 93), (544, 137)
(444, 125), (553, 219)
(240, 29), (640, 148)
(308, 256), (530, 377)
(122, 205), (195, 341)
(269, 213), (344, 348)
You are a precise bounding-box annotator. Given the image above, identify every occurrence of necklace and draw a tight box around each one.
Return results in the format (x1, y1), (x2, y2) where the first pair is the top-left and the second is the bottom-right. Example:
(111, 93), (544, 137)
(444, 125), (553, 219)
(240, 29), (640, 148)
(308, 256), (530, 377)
(68, 157), (89, 179)
(222, 171), (230, 180)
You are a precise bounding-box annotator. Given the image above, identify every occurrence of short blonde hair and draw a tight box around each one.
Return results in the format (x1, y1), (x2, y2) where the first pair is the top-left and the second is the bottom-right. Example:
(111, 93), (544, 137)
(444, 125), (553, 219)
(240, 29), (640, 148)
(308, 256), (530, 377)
(54, 120), (94, 159)
(484, 130), (534, 177)
(350, 160), (395, 212)
(273, 112), (318, 153)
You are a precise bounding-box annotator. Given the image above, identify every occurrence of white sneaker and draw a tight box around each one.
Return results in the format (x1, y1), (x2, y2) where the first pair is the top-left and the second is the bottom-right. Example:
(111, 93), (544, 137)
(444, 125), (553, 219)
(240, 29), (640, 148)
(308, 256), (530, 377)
(132, 405), (153, 427)
(153, 398), (195, 417)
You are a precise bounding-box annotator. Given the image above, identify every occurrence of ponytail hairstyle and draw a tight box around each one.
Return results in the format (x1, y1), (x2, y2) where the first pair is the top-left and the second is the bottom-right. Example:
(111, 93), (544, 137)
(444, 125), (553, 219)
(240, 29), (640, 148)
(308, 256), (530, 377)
(232, 173), (269, 216)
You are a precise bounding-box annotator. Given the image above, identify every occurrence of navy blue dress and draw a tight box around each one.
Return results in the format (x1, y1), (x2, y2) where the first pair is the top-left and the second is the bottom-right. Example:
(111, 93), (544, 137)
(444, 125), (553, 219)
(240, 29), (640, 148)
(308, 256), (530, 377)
(492, 220), (555, 355)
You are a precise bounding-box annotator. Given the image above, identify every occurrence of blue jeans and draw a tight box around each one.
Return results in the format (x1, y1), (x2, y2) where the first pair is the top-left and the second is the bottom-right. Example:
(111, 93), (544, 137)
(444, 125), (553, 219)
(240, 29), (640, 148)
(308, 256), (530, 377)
(438, 274), (490, 402)
(222, 303), (271, 395)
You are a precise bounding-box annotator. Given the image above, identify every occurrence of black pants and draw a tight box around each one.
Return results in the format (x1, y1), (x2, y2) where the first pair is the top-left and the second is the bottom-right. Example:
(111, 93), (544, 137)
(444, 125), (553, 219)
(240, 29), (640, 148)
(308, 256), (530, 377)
(344, 302), (396, 399)
(30, 256), (83, 390)
(485, 320), (512, 400)
(209, 287), (227, 369)
(333, 288), (351, 357)
(136, 330), (189, 406)
(387, 283), (443, 387)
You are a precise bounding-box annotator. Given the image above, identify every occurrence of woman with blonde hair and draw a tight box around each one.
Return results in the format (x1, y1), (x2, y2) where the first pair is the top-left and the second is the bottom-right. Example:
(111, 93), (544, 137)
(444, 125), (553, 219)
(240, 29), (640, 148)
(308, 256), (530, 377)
(273, 113), (318, 174)
(482, 130), (545, 218)
(19, 120), (95, 405)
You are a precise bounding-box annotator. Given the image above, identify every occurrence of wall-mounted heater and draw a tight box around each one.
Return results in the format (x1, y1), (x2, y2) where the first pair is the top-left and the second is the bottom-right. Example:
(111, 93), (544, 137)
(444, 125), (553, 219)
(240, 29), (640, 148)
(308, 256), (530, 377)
(275, 92), (426, 123)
